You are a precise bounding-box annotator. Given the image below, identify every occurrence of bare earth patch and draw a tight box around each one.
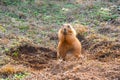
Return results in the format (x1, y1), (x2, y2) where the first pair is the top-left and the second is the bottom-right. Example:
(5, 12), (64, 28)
(6, 44), (57, 70)
(2, 38), (119, 80)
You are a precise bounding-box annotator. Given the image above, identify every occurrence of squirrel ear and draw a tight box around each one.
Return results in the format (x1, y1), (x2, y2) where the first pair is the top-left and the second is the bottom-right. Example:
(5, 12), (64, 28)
(61, 24), (64, 28)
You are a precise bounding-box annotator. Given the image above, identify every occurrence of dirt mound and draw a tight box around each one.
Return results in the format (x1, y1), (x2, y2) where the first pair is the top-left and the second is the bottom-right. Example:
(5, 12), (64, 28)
(89, 41), (120, 61)
(98, 26), (119, 35)
(6, 44), (57, 70)
(24, 59), (120, 80)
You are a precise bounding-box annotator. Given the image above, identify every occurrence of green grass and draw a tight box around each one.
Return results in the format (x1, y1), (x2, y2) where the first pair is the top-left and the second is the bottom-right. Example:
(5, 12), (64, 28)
(13, 73), (28, 80)
(1, 0), (21, 5)
(0, 0), (119, 26)
(0, 72), (28, 80)
(0, 25), (6, 32)
(17, 25), (29, 32)
(12, 51), (19, 57)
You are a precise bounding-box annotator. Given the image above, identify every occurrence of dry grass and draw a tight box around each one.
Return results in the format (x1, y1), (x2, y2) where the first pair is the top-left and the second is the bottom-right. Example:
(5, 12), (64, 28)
(0, 64), (26, 75)
(74, 23), (88, 35)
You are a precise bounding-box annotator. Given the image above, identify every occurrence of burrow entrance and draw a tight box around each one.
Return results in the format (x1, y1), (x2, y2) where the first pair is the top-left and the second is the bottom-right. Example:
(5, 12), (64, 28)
(6, 44), (57, 70)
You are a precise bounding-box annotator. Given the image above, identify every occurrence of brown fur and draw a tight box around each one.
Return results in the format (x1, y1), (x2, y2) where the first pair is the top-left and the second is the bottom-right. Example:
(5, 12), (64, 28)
(57, 24), (82, 60)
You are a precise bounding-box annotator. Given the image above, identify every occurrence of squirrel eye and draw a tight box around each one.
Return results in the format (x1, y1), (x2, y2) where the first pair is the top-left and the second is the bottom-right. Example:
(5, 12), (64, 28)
(67, 25), (70, 28)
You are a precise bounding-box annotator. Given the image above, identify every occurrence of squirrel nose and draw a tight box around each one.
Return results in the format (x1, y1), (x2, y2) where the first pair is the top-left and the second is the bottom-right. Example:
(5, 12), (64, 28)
(63, 28), (67, 35)
(64, 28), (66, 32)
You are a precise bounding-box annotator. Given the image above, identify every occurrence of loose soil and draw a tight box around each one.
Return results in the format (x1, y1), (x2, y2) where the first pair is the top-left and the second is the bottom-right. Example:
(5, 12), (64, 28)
(1, 24), (120, 80)
(0, 0), (120, 80)
(6, 44), (57, 70)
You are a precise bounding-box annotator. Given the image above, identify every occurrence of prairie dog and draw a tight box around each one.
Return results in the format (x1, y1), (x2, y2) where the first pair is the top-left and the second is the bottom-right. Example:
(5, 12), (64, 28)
(57, 24), (82, 60)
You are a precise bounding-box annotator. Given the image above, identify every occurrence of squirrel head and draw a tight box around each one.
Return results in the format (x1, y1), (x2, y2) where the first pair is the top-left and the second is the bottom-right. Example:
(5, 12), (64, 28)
(60, 24), (77, 36)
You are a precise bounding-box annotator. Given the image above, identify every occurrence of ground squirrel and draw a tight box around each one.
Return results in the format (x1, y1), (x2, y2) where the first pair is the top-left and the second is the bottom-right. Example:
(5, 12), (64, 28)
(57, 24), (82, 60)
